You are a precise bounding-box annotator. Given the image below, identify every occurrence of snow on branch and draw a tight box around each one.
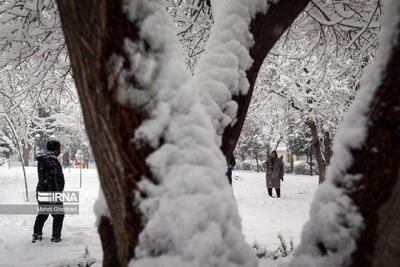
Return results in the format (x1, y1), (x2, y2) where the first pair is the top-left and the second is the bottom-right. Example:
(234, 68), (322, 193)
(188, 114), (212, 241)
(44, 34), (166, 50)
(195, 0), (272, 135)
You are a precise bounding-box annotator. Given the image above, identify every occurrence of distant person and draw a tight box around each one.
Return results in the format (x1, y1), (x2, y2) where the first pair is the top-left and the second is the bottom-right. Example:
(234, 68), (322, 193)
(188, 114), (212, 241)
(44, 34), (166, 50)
(84, 157), (89, 169)
(74, 156), (80, 168)
(263, 151), (284, 198)
(63, 150), (70, 168)
(226, 154), (236, 185)
(32, 140), (65, 243)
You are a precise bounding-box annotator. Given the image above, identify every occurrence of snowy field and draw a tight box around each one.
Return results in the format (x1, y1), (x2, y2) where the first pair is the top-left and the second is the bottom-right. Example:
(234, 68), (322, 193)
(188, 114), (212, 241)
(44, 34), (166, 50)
(0, 166), (102, 267)
(232, 171), (319, 266)
(0, 167), (318, 266)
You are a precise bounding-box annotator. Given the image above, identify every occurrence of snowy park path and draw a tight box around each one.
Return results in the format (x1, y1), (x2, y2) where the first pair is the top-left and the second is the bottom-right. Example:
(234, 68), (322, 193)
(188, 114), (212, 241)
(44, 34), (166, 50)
(0, 167), (318, 266)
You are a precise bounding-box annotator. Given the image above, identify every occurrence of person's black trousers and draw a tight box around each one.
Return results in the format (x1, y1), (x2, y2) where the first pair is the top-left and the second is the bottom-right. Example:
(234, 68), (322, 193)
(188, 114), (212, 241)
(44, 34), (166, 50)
(267, 188), (280, 198)
(34, 204), (64, 238)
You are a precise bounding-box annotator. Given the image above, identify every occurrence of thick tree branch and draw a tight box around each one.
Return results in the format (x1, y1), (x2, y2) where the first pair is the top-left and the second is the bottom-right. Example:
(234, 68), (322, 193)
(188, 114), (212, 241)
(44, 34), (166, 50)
(221, 0), (311, 160)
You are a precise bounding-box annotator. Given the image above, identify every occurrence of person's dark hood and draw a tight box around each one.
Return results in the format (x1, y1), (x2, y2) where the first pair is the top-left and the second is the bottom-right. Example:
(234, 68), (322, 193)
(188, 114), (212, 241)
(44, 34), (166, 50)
(35, 151), (59, 161)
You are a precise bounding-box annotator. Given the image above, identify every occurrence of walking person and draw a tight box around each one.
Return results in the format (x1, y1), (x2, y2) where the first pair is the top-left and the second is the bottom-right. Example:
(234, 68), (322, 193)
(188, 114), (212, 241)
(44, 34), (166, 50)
(263, 151), (284, 198)
(32, 140), (65, 243)
(226, 154), (236, 185)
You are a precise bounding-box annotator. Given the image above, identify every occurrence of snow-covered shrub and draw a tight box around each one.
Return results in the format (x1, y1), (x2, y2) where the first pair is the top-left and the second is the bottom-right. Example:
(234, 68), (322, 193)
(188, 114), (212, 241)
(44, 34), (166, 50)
(284, 163), (292, 173)
(49, 246), (96, 267)
(0, 132), (13, 167)
(236, 159), (263, 171)
(273, 234), (294, 259)
(252, 234), (295, 260)
(252, 240), (267, 258)
(293, 161), (319, 175)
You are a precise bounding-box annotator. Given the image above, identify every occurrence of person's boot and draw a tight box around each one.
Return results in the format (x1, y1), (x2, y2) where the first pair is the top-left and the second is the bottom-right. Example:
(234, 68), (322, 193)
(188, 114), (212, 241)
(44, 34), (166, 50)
(276, 188), (281, 198)
(32, 233), (42, 243)
(51, 237), (62, 242)
(51, 213), (64, 243)
(267, 188), (273, 197)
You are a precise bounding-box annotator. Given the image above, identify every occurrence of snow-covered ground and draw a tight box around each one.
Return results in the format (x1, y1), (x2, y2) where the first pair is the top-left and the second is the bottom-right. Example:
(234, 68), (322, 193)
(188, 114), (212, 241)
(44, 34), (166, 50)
(0, 166), (102, 267)
(232, 170), (319, 266)
(0, 166), (318, 266)
(233, 170), (318, 247)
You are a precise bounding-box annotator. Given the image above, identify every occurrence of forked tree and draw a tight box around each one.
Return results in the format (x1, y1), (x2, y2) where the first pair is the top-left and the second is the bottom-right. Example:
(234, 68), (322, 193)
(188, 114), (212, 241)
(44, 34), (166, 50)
(55, 0), (399, 267)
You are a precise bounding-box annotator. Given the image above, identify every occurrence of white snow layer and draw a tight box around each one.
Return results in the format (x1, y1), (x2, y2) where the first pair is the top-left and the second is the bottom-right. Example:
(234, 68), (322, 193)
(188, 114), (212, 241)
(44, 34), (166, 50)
(111, 0), (274, 266)
(195, 0), (275, 135)
(289, 1), (400, 267)
(93, 186), (110, 226)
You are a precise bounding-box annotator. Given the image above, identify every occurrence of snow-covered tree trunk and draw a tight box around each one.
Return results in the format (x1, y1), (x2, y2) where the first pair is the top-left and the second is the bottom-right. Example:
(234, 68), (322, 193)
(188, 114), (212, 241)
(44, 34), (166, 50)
(323, 131), (332, 167)
(348, 14), (400, 267)
(56, 1), (152, 266)
(306, 120), (326, 184)
(22, 143), (30, 167)
(290, 153), (294, 173)
(57, 1), (280, 267)
(290, 1), (400, 265)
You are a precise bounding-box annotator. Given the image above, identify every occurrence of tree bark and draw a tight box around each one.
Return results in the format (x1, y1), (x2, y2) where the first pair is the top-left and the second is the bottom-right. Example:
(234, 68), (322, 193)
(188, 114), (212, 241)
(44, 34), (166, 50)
(56, 1), (154, 266)
(323, 131), (332, 166)
(221, 0), (310, 160)
(347, 21), (400, 267)
(308, 147), (313, 176)
(98, 216), (121, 267)
(22, 142), (30, 167)
(255, 153), (259, 172)
(307, 120), (326, 183)
(290, 153), (294, 173)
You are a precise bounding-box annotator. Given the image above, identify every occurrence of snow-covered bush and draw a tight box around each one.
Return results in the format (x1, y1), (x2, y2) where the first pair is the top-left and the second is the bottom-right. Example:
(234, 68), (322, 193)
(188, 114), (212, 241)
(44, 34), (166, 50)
(0, 131), (13, 166)
(291, 161), (319, 175)
(49, 246), (96, 267)
(236, 159), (263, 172)
(284, 163), (292, 173)
(252, 240), (267, 258)
(252, 234), (294, 260)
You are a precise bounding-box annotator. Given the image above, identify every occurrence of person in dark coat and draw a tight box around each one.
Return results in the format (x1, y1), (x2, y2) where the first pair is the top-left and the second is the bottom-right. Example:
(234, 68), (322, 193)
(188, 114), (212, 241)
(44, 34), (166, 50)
(63, 150), (70, 169)
(263, 151), (284, 198)
(32, 140), (65, 243)
(226, 154), (236, 185)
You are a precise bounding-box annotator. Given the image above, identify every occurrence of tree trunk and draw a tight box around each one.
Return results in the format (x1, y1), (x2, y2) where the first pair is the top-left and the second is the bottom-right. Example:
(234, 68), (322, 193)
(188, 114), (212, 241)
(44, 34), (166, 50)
(347, 19), (400, 267)
(220, 0), (310, 160)
(249, 150), (253, 172)
(255, 153), (259, 172)
(323, 131), (332, 166)
(22, 144), (30, 167)
(4, 114), (29, 201)
(307, 120), (326, 183)
(98, 216), (121, 267)
(290, 153), (294, 174)
(56, 1), (154, 266)
(308, 148), (313, 176)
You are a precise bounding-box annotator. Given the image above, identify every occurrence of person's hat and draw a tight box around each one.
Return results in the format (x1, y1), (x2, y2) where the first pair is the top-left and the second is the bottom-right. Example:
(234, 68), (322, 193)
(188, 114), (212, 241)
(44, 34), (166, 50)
(47, 140), (61, 151)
